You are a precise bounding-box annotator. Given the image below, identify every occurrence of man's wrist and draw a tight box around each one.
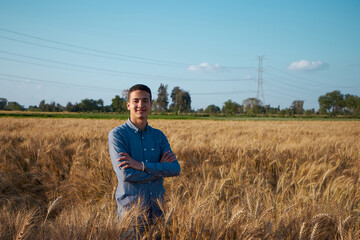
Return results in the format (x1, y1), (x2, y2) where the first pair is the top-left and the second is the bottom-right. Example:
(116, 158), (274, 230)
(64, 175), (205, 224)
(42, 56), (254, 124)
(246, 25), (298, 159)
(141, 161), (145, 171)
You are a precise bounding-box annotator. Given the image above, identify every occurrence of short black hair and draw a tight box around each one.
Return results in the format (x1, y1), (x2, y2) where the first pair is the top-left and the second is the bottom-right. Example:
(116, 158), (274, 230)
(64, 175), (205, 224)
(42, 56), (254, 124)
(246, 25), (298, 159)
(128, 84), (152, 101)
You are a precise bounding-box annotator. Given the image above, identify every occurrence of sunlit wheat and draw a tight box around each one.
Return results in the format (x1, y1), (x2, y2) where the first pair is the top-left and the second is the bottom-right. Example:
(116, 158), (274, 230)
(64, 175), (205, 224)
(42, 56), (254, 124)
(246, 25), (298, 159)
(0, 118), (359, 239)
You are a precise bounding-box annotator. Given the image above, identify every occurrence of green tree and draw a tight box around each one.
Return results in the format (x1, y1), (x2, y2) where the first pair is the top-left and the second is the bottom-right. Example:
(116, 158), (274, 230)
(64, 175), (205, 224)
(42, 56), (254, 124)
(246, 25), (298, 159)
(169, 86), (191, 113)
(0, 98), (7, 110)
(205, 104), (221, 114)
(103, 105), (113, 112)
(47, 101), (56, 112)
(55, 103), (64, 112)
(79, 99), (99, 112)
(304, 108), (315, 117)
(66, 102), (74, 112)
(290, 100), (304, 114)
(112, 95), (126, 113)
(122, 89), (129, 102)
(170, 87), (181, 105)
(196, 108), (204, 113)
(72, 103), (80, 112)
(265, 105), (280, 115)
(39, 100), (46, 111)
(222, 100), (240, 115)
(5, 101), (25, 111)
(179, 91), (191, 113)
(28, 105), (39, 111)
(154, 84), (169, 112)
(96, 99), (104, 110)
(242, 98), (263, 114)
(344, 94), (360, 117)
(318, 90), (344, 116)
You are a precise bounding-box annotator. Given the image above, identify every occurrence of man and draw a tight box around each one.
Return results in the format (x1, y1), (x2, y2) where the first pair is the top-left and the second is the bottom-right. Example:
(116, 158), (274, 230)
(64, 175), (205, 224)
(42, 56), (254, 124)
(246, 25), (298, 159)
(108, 84), (181, 224)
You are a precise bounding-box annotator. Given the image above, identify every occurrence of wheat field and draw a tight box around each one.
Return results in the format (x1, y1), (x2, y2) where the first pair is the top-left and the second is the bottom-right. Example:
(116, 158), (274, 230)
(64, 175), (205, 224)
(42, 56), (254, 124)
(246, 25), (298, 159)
(0, 118), (359, 239)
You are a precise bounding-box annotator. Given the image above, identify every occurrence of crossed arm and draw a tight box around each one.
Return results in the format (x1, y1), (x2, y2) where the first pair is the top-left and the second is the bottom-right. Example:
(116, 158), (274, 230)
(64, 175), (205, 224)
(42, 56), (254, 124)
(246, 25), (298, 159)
(108, 129), (180, 182)
(118, 151), (176, 171)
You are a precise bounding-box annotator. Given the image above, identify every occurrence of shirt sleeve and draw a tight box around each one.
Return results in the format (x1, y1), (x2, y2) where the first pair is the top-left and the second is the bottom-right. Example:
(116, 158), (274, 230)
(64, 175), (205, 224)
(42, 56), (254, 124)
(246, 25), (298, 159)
(143, 131), (181, 177)
(108, 129), (159, 183)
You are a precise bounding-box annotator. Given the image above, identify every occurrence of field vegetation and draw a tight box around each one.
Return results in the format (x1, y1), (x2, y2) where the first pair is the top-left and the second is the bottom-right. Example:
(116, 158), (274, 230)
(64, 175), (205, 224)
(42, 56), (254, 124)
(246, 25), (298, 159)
(1, 118), (359, 239)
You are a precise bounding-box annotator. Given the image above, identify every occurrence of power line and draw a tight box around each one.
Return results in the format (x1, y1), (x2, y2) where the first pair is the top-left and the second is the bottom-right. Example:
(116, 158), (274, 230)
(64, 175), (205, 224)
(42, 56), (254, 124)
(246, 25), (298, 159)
(270, 66), (323, 86)
(263, 87), (319, 105)
(0, 73), (123, 92)
(270, 66), (360, 89)
(0, 35), (187, 68)
(0, 27), (190, 67)
(191, 90), (256, 96)
(0, 49), (157, 78)
(0, 72), (258, 100)
(0, 56), (100, 75)
(263, 82), (319, 100)
(269, 73), (324, 95)
(0, 50), (254, 82)
(0, 27), (255, 70)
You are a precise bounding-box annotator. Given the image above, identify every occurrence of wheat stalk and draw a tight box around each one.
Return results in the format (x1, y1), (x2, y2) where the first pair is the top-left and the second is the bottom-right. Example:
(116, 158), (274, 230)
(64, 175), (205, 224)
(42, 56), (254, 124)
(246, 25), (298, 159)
(187, 213), (194, 240)
(259, 207), (274, 222)
(164, 207), (174, 228)
(342, 215), (351, 226)
(282, 203), (296, 216)
(254, 200), (261, 220)
(299, 222), (305, 240)
(227, 208), (245, 227)
(310, 222), (318, 240)
(14, 216), (31, 240)
(43, 196), (63, 224)
(310, 213), (330, 223)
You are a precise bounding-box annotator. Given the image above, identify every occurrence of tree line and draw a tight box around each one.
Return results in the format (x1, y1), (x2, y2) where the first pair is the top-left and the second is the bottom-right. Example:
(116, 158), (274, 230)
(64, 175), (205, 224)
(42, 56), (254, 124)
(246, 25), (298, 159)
(1, 85), (359, 117)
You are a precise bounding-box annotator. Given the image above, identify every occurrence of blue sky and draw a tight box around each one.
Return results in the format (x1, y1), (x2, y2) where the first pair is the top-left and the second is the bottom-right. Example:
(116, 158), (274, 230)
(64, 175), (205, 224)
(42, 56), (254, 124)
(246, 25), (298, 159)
(0, 0), (359, 110)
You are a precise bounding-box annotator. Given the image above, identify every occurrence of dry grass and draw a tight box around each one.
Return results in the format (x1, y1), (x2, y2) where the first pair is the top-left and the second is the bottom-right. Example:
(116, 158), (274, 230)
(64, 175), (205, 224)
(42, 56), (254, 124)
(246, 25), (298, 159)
(1, 118), (360, 239)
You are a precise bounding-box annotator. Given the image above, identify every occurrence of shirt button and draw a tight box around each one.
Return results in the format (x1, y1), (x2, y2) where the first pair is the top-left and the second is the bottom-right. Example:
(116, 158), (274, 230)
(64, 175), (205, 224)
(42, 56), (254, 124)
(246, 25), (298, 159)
(150, 192), (152, 195)
(144, 148), (146, 151)
(145, 160), (148, 162)
(142, 137), (144, 139)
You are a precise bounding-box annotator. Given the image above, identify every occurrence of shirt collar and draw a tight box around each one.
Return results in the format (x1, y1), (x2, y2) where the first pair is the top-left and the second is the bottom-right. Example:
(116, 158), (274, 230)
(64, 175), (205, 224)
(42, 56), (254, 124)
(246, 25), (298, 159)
(126, 118), (148, 133)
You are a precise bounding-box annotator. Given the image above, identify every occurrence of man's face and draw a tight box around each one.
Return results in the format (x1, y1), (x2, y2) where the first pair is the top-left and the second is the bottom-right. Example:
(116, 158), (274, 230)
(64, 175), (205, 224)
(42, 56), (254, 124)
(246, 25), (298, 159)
(127, 90), (152, 120)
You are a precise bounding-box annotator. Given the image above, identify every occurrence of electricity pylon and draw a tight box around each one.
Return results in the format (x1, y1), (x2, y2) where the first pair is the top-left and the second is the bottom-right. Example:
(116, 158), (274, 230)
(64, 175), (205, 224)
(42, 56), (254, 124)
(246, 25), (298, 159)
(256, 55), (265, 105)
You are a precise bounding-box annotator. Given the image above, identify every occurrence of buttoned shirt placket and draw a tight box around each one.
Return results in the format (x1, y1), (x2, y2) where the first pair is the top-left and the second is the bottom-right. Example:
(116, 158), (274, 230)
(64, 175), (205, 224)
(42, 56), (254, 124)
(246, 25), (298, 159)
(138, 129), (153, 199)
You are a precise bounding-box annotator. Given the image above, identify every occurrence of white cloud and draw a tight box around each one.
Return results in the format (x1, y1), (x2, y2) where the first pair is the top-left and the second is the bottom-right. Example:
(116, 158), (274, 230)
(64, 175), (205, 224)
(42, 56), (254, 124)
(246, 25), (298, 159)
(188, 62), (222, 72)
(288, 60), (329, 71)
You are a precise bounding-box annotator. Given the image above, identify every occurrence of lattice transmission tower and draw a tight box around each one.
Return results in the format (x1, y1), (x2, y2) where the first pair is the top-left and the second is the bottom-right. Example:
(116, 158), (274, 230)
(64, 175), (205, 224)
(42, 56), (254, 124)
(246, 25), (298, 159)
(256, 55), (265, 105)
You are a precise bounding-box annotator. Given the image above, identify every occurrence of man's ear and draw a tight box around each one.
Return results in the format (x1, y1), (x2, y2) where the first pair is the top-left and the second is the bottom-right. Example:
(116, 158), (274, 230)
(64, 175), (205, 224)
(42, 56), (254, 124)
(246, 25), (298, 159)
(126, 102), (130, 110)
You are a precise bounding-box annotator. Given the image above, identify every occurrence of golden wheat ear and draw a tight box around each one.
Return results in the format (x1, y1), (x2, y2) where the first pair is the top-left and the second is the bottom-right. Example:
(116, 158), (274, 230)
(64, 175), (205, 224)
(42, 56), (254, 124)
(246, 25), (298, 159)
(43, 196), (63, 224)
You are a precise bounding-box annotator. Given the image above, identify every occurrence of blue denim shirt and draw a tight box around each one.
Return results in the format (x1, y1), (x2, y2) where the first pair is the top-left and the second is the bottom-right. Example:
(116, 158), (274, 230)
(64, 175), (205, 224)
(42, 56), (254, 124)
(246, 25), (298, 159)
(108, 119), (181, 218)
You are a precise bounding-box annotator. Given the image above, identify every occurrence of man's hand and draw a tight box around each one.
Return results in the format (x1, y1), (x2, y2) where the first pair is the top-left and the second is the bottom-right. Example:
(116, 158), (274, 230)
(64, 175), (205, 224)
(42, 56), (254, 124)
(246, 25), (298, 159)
(160, 151), (176, 163)
(118, 152), (142, 171)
